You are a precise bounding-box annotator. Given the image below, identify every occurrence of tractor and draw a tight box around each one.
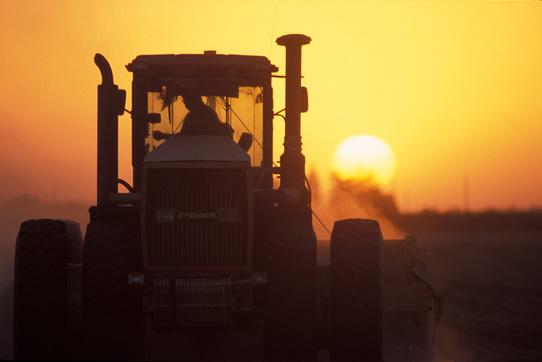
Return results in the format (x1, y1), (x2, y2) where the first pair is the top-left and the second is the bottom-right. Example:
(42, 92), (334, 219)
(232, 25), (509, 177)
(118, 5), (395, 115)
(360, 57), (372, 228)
(13, 34), (427, 361)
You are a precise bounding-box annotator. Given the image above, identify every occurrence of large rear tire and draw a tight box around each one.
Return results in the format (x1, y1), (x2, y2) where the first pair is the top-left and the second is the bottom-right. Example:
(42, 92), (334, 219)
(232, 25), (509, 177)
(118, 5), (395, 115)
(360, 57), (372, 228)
(330, 218), (383, 362)
(82, 220), (143, 360)
(14, 219), (82, 360)
(264, 218), (318, 362)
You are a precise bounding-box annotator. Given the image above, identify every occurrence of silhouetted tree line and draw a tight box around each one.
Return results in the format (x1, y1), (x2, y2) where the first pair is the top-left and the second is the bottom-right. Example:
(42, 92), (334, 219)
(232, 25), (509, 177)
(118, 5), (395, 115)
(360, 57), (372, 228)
(309, 169), (542, 234)
(395, 210), (542, 232)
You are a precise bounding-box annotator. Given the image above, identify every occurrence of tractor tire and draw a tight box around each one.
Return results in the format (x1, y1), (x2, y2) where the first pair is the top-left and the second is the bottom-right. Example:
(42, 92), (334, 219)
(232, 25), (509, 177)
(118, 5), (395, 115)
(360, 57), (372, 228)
(14, 219), (82, 360)
(329, 218), (384, 362)
(264, 219), (318, 362)
(82, 220), (143, 360)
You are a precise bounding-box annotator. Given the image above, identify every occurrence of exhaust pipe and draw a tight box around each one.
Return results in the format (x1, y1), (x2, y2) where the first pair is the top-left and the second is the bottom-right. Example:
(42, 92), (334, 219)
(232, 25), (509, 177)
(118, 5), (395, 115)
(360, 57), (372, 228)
(276, 34), (311, 206)
(94, 54), (125, 207)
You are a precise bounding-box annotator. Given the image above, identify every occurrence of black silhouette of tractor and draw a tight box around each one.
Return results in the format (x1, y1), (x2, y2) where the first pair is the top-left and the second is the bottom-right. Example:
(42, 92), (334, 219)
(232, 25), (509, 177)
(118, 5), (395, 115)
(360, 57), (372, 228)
(14, 34), (389, 361)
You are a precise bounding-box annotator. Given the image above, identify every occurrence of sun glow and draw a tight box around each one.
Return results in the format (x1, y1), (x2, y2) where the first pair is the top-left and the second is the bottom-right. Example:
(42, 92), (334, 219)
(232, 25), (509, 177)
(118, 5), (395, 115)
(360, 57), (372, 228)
(332, 135), (397, 186)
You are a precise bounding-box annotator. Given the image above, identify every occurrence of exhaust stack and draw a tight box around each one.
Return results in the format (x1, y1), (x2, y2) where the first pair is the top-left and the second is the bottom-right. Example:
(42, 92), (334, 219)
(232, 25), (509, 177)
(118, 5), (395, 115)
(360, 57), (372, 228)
(94, 54), (125, 207)
(276, 34), (311, 205)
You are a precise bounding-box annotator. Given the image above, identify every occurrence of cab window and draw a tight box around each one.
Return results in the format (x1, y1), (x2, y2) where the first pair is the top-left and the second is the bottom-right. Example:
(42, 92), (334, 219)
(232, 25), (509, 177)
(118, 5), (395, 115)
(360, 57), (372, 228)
(145, 85), (264, 166)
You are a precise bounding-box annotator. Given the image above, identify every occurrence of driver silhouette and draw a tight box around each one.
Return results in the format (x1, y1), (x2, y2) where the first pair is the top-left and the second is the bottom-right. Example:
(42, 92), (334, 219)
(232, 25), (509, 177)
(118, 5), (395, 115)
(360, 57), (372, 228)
(179, 91), (233, 136)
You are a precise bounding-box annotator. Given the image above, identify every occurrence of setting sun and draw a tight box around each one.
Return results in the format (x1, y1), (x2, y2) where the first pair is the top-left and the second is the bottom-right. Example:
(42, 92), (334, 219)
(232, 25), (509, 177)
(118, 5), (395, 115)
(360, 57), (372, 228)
(332, 135), (397, 186)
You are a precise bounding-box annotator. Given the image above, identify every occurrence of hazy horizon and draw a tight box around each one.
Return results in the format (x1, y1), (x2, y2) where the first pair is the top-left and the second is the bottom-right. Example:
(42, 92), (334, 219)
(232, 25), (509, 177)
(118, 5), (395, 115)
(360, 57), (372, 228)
(1, 1), (541, 211)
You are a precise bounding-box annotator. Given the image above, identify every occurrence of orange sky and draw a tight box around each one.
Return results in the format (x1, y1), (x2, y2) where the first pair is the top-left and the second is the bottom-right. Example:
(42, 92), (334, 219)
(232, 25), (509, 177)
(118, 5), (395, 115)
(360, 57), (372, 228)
(0, 1), (541, 211)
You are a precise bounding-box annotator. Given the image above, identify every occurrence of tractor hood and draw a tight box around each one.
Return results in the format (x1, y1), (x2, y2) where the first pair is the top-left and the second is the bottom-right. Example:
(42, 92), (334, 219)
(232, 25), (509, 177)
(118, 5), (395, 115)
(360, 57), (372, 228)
(144, 134), (250, 163)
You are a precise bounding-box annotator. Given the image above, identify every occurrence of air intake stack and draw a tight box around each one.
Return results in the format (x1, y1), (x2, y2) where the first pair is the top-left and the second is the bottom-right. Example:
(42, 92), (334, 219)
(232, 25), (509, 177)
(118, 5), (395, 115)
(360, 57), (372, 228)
(276, 34), (311, 208)
(94, 54), (126, 207)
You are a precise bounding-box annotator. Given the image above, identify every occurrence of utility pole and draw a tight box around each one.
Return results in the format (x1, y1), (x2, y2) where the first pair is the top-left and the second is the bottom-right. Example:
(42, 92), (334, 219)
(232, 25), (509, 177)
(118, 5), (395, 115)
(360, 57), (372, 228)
(463, 174), (470, 213)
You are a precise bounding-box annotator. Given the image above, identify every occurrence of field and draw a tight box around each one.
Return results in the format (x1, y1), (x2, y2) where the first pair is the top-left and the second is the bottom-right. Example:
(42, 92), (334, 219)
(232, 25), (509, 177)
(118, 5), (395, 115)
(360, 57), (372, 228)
(0, 197), (541, 360)
(416, 230), (542, 362)
(316, 228), (542, 361)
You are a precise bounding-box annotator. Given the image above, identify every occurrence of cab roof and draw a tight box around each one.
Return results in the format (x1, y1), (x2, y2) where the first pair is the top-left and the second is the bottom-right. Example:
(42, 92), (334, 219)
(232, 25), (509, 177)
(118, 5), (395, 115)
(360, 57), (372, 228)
(126, 52), (278, 80)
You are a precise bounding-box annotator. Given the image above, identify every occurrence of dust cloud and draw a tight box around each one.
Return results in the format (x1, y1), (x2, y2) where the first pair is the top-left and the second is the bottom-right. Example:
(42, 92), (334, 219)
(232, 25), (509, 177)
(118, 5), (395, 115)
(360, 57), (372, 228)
(309, 170), (405, 240)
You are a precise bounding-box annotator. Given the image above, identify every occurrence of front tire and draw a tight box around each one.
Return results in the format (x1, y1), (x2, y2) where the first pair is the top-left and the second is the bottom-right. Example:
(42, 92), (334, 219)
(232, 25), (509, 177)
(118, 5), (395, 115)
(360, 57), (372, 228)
(82, 220), (143, 360)
(264, 217), (318, 362)
(14, 219), (82, 360)
(329, 218), (384, 362)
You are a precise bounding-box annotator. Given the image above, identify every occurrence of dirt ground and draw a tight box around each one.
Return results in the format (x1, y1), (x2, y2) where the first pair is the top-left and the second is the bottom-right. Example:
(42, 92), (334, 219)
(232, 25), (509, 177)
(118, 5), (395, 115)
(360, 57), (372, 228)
(317, 230), (542, 362)
(415, 231), (542, 362)
(1, 211), (542, 360)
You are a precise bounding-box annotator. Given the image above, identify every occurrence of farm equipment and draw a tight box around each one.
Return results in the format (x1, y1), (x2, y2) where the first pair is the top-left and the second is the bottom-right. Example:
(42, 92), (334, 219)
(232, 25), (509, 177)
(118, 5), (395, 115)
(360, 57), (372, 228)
(13, 33), (439, 361)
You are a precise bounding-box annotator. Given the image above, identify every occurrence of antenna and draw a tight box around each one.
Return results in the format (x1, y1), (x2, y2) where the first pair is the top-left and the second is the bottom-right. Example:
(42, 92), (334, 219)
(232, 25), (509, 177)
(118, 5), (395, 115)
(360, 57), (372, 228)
(268, 1), (279, 58)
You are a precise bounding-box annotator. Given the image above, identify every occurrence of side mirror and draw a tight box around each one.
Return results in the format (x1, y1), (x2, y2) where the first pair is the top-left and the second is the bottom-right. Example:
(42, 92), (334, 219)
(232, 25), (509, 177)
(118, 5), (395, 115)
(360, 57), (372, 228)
(147, 113), (161, 124)
(238, 132), (253, 152)
(153, 130), (172, 140)
(301, 86), (308, 113)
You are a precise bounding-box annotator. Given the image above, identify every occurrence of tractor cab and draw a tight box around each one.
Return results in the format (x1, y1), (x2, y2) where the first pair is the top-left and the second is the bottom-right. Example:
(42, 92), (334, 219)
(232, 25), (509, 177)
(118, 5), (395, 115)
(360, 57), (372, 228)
(122, 54), (280, 275)
(126, 53), (277, 189)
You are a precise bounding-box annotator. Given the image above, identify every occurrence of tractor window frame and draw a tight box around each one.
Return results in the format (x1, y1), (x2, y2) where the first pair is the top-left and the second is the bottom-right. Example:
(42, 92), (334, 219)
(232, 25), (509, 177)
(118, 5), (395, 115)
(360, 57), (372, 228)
(131, 78), (273, 191)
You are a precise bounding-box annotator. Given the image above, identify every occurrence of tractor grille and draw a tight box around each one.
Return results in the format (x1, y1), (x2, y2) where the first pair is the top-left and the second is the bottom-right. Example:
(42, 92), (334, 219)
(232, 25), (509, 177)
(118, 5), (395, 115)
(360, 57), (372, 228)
(145, 167), (248, 268)
(175, 279), (233, 327)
